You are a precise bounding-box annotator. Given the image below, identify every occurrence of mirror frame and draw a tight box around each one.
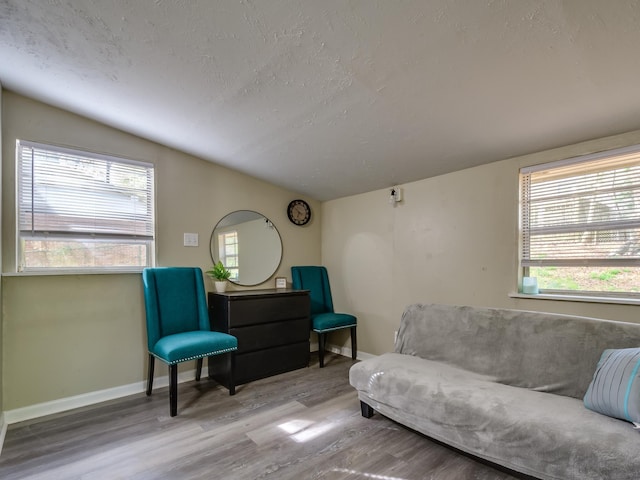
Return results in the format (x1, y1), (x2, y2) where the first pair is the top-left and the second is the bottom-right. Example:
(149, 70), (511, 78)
(210, 210), (283, 286)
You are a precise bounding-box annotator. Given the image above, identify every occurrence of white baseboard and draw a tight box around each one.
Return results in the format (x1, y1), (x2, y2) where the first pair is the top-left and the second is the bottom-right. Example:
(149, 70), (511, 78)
(2, 347), (377, 426)
(3, 367), (202, 426)
(0, 412), (7, 456)
(324, 342), (377, 362)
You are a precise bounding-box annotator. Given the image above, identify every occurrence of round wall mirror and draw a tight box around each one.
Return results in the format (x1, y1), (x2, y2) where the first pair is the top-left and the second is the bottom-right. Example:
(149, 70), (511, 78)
(210, 210), (283, 286)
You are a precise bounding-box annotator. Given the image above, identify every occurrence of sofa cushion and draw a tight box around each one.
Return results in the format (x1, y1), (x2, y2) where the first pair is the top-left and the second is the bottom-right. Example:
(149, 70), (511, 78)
(584, 347), (640, 423)
(350, 353), (640, 480)
(395, 303), (640, 399)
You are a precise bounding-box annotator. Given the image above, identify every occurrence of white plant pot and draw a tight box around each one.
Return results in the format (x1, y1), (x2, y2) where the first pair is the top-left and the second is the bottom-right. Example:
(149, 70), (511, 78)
(214, 281), (227, 293)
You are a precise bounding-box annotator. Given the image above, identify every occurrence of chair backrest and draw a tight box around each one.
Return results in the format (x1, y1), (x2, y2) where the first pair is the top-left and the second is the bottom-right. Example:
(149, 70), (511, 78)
(291, 266), (335, 315)
(142, 267), (210, 350)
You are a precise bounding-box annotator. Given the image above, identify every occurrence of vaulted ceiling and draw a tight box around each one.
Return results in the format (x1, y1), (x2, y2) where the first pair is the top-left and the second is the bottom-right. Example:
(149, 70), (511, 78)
(2, 1), (640, 201)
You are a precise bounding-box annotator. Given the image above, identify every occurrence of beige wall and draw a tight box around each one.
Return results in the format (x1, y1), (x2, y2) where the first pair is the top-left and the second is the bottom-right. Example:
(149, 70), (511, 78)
(322, 130), (640, 356)
(4, 88), (640, 412)
(1, 91), (321, 410)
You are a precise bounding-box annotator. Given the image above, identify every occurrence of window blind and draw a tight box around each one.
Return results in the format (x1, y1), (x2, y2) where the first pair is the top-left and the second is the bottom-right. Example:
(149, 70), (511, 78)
(17, 140), (155, 270)
(521, 146), (640, 268)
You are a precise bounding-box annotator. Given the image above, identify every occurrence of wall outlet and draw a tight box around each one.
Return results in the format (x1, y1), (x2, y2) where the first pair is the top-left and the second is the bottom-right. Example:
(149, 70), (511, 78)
(394, 330), (398, 343)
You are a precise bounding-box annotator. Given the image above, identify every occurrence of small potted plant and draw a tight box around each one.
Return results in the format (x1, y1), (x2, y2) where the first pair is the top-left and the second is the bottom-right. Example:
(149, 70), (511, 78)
(206, 261), (231, 293)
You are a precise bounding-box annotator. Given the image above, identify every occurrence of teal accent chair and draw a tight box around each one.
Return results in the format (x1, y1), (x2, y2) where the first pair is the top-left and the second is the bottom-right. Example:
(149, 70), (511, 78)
(291, 266), (357, 368)
(142, 267), (238, 416)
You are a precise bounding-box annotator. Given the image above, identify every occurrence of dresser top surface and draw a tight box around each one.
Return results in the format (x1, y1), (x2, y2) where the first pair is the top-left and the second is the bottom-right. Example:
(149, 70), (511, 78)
(209, 288), (309, 299)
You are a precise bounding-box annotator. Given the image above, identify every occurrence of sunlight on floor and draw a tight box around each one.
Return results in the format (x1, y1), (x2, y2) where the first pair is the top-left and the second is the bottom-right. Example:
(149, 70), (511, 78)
(331, 468), (408, 480)
(278, 419), (315, 434)
(278, 418), (336, 443)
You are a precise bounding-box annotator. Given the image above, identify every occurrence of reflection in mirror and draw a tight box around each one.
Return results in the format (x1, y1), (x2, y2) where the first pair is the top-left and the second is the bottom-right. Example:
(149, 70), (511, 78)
(210, 210), (283, 286)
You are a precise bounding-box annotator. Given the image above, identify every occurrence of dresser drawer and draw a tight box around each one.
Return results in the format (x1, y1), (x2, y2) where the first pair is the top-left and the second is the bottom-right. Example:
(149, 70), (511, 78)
(231, 317), (310, 353)
(227, 294), (309, 327)
(235, 341), (310, 384)
(208, 341), (310, 387)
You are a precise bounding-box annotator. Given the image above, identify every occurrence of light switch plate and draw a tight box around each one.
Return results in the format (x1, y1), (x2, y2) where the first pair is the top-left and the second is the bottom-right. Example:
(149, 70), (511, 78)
(183, 233), (199, 247)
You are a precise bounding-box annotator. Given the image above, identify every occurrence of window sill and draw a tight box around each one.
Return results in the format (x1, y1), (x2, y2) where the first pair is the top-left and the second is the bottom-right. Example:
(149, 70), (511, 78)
(3, 269), (143, 277)
(509, 292), (640, 306)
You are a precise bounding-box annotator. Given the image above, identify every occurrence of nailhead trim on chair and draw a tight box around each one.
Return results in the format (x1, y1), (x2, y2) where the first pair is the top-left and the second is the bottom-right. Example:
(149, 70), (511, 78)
(152, 346), (238, 365)
(313, 324), (357, 333)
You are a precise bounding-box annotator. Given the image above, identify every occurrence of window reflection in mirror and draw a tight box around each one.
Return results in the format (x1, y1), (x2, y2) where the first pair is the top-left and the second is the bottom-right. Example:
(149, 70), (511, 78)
(210, 210), (283, 286)
(218, 231), (239, 281)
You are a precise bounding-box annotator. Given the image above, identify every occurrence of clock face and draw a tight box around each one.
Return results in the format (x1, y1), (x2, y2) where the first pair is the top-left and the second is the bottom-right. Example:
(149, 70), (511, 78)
(287, 199), (311, 226)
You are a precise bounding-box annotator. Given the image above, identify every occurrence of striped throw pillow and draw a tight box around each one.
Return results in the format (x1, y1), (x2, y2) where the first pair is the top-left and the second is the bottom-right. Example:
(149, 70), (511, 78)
(584, 348), (640, 423)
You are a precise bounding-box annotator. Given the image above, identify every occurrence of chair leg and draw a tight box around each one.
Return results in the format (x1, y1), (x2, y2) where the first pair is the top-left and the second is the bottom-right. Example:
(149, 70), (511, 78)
(196, 358), (203, 381)
(351, 326), (357, 360)
(228, 352), (236, 396)
(318, 332), (326, 368)
(169, 364), (178, 417)
(146, 354), (155, 396)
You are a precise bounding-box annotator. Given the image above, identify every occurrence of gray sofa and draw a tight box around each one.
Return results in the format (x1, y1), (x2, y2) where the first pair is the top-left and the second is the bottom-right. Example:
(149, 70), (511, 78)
(349, 303), (640, 480)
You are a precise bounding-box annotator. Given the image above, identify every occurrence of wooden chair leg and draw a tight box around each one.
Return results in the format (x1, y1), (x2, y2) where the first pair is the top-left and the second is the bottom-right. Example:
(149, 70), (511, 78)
(228, 352), (236, 396)
(169, 364), (178, 417)
(146, 354), (155, 396)
(195, 358), (203, 381)
(351, 326), (357, 360)
(318, 332), (326, 368)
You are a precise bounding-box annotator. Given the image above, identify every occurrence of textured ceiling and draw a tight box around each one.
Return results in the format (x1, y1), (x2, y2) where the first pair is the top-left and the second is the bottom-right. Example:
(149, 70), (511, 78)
(2, 0), (640, 201)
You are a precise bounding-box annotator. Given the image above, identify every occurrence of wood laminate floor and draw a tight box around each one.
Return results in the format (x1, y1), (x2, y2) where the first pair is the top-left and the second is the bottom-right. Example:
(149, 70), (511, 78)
(0, 353), (526, 480)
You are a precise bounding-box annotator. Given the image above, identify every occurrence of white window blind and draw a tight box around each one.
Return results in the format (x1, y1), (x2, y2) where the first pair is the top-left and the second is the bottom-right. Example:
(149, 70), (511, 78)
(17, 140), (155, 271)
(520, 146), (640, 270)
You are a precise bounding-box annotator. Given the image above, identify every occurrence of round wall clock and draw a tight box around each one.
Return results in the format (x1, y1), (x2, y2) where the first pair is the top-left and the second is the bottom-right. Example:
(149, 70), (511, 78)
(287, 199), (311, 226)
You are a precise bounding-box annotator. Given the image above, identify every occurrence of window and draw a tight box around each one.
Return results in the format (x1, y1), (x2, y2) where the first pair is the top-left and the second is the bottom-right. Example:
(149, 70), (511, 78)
(17, 140), (155, 272)
(520, 145), (640, 297)
(218, 231), (239, 281)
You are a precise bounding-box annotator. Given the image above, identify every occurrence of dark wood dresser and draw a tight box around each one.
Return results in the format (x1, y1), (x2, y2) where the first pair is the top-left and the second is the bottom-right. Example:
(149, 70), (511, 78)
(208, 289), (310, 386)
